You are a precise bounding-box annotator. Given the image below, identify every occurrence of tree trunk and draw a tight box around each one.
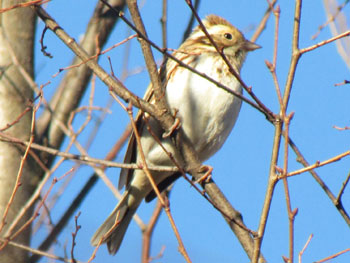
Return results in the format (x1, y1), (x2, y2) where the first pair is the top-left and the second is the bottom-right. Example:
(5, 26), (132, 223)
(0, 1), (36, 262)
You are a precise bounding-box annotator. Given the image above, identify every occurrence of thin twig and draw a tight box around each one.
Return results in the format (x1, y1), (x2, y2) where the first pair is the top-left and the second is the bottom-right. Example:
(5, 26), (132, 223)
(0, 0), (49, 14)
(314, 247), (350, 263)
(252, 121), (281, 263)
(285, 151), (350, 178)
(70, 212), (81, 263)
(265, 5), (283, 108)
(0, 105), (32, 132)
(312, 0), (349, 40)
(0, 132), (178, 173)
(288, 138), (350, 226)
(282, 113), (297, 263)
(298, 234), (313, 263)
(334, 79), (350, 86)
(0, 238), (81, 263)
(0, 99), (39, 236)
(161, 0), (168, 61)
(300, 30), (350, 54)
(142, 192), (167, 263)
(336, 171), (350, 204)
(51, 34), (137, 78)
(182, 0), (201, 42)
(40, 26), (53, 58)
(251, 0), (277, 42)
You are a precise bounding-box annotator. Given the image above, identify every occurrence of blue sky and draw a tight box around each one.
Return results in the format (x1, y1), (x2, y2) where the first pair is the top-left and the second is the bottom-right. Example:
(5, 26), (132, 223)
(32, 1), (350, 262)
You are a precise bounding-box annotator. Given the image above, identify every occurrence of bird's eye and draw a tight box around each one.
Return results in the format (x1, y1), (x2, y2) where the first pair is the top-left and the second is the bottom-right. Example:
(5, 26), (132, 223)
(224, 33), (232, 40)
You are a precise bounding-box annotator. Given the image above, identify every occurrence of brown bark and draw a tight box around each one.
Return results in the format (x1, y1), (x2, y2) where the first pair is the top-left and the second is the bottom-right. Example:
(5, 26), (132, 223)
(0, 1), (36, 262)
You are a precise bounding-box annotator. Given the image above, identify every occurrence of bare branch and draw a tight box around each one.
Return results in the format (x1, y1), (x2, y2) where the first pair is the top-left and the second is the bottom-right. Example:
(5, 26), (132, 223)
(314, 247), (350, 263)
(298, 234), (313, 263)
(336, 171), (350, 204)
(0, 238), (81, 263)
(300, 30), (350, 54)
(142, 193), (166, 263)
(285, 151), (350, 178)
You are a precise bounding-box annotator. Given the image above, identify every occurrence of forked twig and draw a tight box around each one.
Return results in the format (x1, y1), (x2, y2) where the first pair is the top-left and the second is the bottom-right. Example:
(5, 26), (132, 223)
(253, 1), (303, 262)
(336, 171), (350, 204)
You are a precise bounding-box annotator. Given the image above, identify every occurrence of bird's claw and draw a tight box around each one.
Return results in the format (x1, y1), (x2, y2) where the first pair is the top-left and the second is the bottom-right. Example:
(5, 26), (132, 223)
(162, 109), (181, 138)
(195, 165), (213, 184)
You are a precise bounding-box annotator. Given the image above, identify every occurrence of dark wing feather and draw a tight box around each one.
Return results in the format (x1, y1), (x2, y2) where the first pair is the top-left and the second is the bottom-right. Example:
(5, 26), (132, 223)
(145, 172), (182, 202)
(118, 60), (169, 190)
(118, 86), (155, 190)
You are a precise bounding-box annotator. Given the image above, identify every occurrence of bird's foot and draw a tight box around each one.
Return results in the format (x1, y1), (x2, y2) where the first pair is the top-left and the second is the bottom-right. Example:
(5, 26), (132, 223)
(195, 165), (213, 184)
(162, 109), (181, 138)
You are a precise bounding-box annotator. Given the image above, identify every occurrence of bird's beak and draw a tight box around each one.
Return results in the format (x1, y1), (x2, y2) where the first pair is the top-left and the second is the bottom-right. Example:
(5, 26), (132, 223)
(242, 40), (261, 51)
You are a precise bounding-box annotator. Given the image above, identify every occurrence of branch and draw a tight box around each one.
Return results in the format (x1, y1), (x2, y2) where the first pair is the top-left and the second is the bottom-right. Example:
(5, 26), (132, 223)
(0, 238), (80, 263)
(284, 150), (350, 178)
(336, 171), (350, 204)
(300, 30), (350, 54)
(0, 131), (178, 173)
(141, 195), (165, 263)
(253, 1), (303, 262)
(288, 138), (350, 226)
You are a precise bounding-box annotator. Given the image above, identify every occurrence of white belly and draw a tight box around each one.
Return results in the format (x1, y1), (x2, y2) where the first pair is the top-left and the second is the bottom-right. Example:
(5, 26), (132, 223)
(165, 55), (242, 161)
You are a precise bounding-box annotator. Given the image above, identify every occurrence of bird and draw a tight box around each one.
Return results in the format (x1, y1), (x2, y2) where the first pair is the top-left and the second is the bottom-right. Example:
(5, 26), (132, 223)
(91, 14), (260, 254)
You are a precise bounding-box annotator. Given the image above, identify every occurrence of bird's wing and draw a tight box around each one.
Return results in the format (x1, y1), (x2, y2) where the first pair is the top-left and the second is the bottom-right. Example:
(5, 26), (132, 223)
(118, 84), (155, 190)
(118, 56), (183, 192)
(118, 59), (171, 190)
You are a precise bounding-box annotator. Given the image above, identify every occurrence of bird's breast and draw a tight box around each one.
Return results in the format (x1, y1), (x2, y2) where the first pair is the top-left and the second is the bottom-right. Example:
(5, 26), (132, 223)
(165, 54), (242, 161)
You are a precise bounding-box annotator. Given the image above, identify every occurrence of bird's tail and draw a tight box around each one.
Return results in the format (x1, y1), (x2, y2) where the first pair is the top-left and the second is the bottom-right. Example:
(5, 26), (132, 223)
(90, 191), (138, 254)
